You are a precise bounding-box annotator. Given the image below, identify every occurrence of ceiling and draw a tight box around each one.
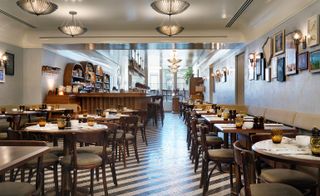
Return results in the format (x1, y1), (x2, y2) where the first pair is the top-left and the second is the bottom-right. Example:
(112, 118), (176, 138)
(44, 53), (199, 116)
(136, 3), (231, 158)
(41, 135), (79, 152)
(0, 0), (317, 76)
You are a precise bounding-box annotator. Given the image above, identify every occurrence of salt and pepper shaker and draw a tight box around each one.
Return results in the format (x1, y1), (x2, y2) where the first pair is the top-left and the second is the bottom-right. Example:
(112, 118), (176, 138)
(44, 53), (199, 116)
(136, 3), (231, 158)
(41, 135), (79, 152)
(65, 114), (71, 128)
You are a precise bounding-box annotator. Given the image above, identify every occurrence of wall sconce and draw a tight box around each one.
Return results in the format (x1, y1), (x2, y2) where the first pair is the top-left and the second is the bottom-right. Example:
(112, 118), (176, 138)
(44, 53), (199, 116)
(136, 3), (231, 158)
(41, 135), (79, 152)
(0, 53), (7, 66)
(222, 67), (228, 82)
(293, 30), (306, 50)
(249, 53), (255, 63)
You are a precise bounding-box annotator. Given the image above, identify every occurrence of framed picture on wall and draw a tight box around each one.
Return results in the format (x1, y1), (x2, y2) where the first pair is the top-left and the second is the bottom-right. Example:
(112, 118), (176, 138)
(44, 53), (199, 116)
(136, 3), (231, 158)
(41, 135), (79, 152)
(307, 15), (319, 47)
(285, 32), (297, 75)
(298, 52), (309, 70)
(273, 30), (285, 56)
(277, 57), (286, 82)
(0, 67), (5, 82)
(271, 56), (277, 79)
(262, 37), (273, 66)
(310, 49), (320, 73)
(4, 52), (14, 76)
(265, 67), (271, 82)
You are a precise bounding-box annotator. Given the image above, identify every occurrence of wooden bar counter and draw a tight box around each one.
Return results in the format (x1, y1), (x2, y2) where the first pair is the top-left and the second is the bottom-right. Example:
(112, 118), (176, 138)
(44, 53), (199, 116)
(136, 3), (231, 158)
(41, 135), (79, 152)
(45, 92), (151, 113)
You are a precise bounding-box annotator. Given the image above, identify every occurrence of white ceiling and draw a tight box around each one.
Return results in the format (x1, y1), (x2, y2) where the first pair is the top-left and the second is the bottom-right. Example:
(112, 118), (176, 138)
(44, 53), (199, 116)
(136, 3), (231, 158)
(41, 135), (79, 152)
(0, 0), (317, 75)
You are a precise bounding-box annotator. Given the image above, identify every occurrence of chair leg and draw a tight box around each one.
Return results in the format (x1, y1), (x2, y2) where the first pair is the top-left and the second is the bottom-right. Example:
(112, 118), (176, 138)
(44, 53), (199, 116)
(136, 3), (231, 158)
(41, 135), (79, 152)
(133, 140), (140, 163)
(53, 164), (59, 195)
(21, 169), (25, 182)
(109, 162), (118, 186)
(194, 147), (200, 173)
(90, 169), (94, 196)
(101, 164), (109, 196)
(72, 169), (78, 196)
(200, 160), (207, 188)
(121, 144), (127, 168)
(126, 141), (130, 157)
(229, 164), (234, 191)
(41, 168), (45, 196)
(202, 161), (209, 195)
(28, 169), (33, 183)
(95, 167), (100, 181)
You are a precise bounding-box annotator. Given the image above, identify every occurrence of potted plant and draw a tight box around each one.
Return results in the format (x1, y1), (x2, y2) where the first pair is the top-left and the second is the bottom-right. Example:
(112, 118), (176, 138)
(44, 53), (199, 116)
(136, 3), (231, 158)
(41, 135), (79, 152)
(184, 66), (193, 85)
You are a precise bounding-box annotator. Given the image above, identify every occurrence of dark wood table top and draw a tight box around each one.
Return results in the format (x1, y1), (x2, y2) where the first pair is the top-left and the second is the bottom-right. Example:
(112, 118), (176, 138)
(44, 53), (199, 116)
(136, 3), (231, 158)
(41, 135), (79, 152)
(4, 111), (45, 116)
(214, 123), (297, 135)
(0, 146), (49, 174)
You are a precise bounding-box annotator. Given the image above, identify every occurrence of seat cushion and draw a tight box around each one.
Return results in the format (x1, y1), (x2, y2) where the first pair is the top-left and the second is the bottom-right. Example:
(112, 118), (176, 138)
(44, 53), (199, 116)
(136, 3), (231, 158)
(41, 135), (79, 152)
(208, 149), (233, 162)
(125, 133), (135, 140)
(25, 153), (59, 168)
(260, 169), (317, 189)
(0, 132), (7, 140)
(61, 153), (102, 168)
(77, 146), (112, 155)
(50, 146), (64, 156)
(240, 183), (303, 196)
(0, 182), (35, 196)
(198, 136), (223, 146)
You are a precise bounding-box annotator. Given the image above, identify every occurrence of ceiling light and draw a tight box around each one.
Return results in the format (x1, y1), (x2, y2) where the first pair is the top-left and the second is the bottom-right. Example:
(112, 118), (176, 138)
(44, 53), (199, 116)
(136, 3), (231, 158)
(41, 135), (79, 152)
(156, 16), (184, 37)
(168, 50), (182, 64)
(151, 0), (190, 15)
(16, 0), (58, 16)
(58, 11), (88, 37)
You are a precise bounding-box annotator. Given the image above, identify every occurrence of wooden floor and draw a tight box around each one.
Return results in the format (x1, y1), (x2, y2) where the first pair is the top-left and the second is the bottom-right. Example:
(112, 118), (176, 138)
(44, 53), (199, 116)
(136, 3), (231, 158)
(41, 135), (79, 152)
(8, 113), (232, 195)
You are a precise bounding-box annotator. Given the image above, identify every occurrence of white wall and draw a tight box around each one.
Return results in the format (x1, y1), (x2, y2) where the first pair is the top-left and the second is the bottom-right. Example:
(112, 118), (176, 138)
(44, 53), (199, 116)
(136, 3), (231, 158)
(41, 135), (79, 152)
(0, 42), (23, 105)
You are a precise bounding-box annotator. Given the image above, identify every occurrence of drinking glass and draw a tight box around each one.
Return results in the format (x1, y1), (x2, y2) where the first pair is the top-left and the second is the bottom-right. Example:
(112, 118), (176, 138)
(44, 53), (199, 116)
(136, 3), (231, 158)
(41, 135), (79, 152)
(57, 118), (66, 129)
(87, 117), (95, 126)
(235, 117), (243, 128)
(271, 129), (283, 144)
(38, 117), (46, 127)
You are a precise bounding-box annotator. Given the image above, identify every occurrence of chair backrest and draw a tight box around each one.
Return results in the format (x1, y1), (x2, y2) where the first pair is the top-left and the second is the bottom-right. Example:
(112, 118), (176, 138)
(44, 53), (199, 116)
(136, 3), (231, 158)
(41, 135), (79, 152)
(137, 110), (148, 125)
(293, 112), (320, 131)
(233, 141), (256, 196)
(247, 106), (266, 117)
(0, 140), (47, 146)
(199, 125), (209, 160)
(190, 117), (198, 143)
(120, 115), (138, 134)
(264, 108), (296, 126)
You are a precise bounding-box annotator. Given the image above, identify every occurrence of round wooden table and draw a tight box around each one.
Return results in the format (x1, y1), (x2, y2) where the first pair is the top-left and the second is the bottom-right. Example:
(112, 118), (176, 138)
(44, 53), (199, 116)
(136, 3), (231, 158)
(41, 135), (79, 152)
(23, 123), (108, 195)
(252, 138), (320, 195)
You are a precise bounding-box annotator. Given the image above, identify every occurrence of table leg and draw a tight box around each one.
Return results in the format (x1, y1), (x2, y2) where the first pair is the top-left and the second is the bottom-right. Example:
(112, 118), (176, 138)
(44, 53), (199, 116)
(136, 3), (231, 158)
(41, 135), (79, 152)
(317, 168), (320, 196)
(223, 133), (229, 148)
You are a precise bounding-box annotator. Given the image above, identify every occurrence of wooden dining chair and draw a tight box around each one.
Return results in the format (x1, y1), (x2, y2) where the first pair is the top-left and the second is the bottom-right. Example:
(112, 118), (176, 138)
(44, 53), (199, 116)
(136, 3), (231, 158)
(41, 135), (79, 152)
(199, 125), (234, 195)
(0, 140), (45, 196)
(78, 122), (118, 186)
(122, 115), (140, 164)
(137, 110), (148, 146)
(233, 141), (304, 196)
(60, 130), (110, 196)
(250, 134), (317, 195)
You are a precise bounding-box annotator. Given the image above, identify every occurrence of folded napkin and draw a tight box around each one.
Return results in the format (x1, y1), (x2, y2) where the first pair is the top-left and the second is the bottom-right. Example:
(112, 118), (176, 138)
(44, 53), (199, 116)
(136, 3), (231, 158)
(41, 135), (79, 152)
(264, 123), (284, 127)
(220, 124), (236, 128)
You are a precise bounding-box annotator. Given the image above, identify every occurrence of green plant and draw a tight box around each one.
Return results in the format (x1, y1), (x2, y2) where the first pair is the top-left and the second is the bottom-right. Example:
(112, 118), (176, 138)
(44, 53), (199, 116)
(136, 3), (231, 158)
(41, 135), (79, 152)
(184, 67), (193, 84)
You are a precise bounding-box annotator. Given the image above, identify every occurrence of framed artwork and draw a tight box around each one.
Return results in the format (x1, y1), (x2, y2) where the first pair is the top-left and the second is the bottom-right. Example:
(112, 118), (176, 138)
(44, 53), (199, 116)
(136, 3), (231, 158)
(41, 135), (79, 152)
(248, 59), (255, 80)
(273, 30), (285, 56)
(0, 67), (5, 82)
(262, 37), (273, 66)
(256, 56), (261, 76)
(271, 57), (277, 79)
(260, 58), (266, 80)
(4, 52), (14, 75)
(265, 67), (271, 82)
(277, 57), (286, 82)
(285, 32), (297, 75)
(298, 52), (309, 70)
(307, 15), (319, 47)
(310, 50), (320, 73)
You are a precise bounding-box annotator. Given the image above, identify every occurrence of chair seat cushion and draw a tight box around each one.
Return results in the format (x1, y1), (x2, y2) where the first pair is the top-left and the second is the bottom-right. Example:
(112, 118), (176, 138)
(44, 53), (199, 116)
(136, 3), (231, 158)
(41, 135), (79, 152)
(125, 133), (135, 140)
(0, 182), (35, 196)
(61, 153), (102, 168)
(77, 146), (112, 155)
(240, 183), (303, 196)
(25, 153), (59, 167)
(0, 132), (7, 140)
(50, 146), (64, 156)
(260, 169), (317, 189)
(208, 149), (233, 162)
(198, 136), (223, 146)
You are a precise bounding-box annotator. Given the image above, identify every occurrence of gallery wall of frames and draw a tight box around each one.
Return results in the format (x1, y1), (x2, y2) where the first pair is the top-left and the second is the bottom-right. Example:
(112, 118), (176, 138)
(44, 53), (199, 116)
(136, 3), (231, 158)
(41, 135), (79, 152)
(248, 14), (320, 83)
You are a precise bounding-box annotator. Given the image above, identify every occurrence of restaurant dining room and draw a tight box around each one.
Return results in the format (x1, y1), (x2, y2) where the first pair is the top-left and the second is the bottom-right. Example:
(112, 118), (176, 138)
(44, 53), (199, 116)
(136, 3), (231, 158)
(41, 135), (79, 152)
(1, 0), (320, 196)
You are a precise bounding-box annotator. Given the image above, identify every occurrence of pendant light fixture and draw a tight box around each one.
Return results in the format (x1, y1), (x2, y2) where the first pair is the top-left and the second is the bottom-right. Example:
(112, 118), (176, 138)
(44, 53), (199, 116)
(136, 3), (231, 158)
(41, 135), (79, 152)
(58, 11), (88, 37)
(156, 15), (184, 37)
(168, 49), (182, 64)
(151, 0), (190, 15)
(16, 0), (58, 16)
